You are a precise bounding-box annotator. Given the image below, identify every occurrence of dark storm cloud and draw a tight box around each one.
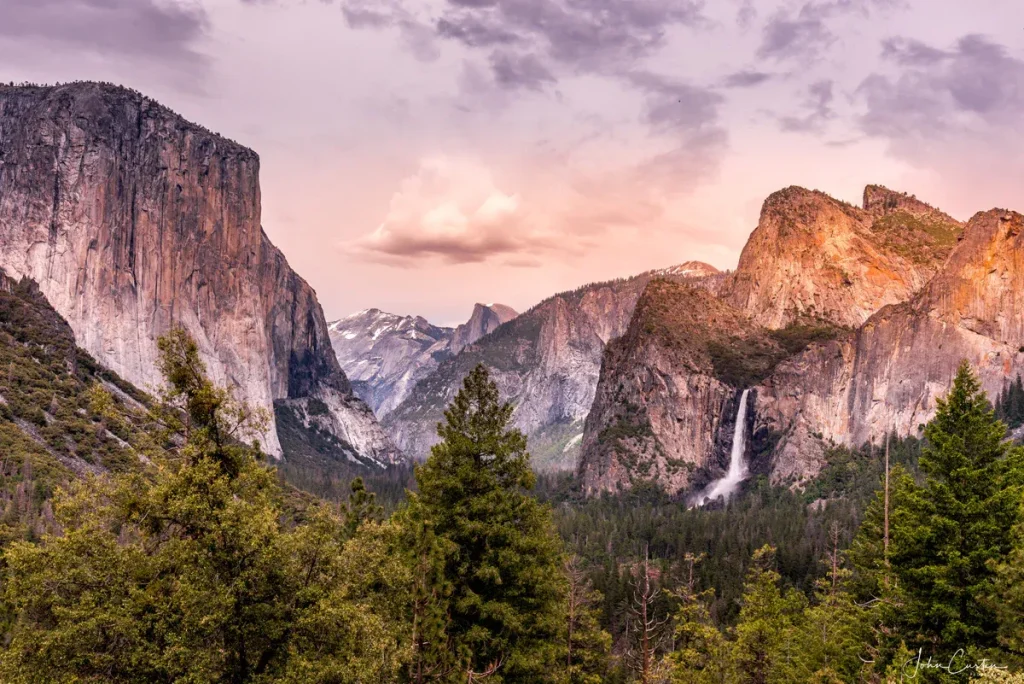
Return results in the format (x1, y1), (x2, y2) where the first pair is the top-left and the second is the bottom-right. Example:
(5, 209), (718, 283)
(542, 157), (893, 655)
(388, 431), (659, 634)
(436, 0), (704, 74)
(722, 70), (773, 88)
(860, 34), (1024, 138)
(779, 79), (834, 132)
(0, 0), (207, 64)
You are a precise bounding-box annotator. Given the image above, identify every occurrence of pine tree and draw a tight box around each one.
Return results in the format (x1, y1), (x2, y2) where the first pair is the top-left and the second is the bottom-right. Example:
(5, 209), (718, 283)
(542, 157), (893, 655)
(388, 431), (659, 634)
(416, 364), (565, 682)
(793, 524), (870, 682)
(0, 329), (411, 683)
(888, 362), (1023, 663)
(343, 476), (384, 537)
(669, 553), (729, 684)
(394, 495), (457, 683)
(562, 554), (612, 684)
(732, 545), (807, 684)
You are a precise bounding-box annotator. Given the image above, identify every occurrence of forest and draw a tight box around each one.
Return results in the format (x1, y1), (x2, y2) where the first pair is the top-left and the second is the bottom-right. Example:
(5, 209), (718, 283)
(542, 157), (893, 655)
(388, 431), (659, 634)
(0, 324), (1022, 683)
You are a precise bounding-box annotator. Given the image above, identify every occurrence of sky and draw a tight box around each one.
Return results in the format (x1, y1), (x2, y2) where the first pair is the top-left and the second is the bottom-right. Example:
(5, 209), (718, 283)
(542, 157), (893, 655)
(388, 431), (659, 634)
(1, 0), (1022, 326)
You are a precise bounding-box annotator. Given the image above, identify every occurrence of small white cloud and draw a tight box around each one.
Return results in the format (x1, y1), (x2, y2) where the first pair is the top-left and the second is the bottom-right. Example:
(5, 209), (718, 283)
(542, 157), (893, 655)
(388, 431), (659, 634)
(348, 156), (566, 265)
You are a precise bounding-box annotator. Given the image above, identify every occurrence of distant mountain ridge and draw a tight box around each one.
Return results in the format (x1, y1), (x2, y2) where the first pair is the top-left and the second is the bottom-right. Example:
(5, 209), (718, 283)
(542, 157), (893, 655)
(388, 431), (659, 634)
(328, 303), (518, 417)
(382, 263), (721, 471)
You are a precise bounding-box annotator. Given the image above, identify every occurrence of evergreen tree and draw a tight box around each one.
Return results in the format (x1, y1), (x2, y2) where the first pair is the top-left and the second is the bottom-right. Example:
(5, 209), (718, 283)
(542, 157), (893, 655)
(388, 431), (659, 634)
(792, 525), (870, 682)
(562, 555), (612, 684)
(416, 364), (565, 682)
(622, 546), (671, 684)
(669, 553), (730, 684)
(394, 495), (458, 683)
(732, 545), (807, 684)
(888, 362), (1023, 660)
(343, 476), (384, 537)
(0, 329), (411, 683)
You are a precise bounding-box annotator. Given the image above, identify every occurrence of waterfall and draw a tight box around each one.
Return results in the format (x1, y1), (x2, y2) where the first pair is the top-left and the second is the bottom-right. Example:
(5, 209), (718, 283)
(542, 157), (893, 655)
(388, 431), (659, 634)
(695, 389), (751, 506)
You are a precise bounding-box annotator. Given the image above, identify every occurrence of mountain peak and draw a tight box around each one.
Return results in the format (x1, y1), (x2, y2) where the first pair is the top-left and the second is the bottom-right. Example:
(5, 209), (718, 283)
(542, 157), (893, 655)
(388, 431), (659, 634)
(655, 261), (721, 278)
(862, 184), (961, 225)
(725, 183), (961, 329)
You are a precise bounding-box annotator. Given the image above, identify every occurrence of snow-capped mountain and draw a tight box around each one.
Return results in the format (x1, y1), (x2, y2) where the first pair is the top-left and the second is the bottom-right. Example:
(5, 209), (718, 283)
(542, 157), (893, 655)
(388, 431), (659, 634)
(329, 303), (518, 417)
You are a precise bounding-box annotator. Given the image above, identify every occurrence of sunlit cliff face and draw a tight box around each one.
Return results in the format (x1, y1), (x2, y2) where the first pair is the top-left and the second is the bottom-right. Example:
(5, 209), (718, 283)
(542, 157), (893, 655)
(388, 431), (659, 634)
(2, 0), (1022, 323)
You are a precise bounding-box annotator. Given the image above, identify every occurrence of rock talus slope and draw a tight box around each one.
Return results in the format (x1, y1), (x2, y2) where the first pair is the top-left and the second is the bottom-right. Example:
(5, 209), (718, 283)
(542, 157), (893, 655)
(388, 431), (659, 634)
(0, 82), (400, 465)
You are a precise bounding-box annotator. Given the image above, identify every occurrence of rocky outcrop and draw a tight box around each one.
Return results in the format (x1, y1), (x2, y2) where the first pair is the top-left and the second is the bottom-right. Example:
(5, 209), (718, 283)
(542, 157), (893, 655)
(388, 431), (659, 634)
(450, 303), (518, 355)
(578, 185), (995, 496)
(578, 280), (763, 496)
(0, 82), (400, 465)
(328, 303), (517, 418)
(724, 186), (962, 329)
(384, 264), (721, 471)
(756, 209), (1024, 483)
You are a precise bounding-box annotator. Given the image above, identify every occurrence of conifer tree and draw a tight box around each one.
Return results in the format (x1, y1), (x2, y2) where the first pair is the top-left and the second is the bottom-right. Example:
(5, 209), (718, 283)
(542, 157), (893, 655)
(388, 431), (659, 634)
(732, 545), (807, 684)
(416, 364), (565, 682)
(623, 545), (671, 684)
(562, 554), (612, 684)
(343, 476), (384, 537)
(669, 553), (729, 684)
(0, 329), (411, 683)
(793, 524), (869, 682)
(394, 495), (457, 683)
(888, 361), (1023, 658)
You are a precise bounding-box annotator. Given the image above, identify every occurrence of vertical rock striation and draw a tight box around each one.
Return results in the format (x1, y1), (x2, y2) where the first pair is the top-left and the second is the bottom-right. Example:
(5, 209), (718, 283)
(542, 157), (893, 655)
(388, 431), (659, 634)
(0, 82), (400, 465)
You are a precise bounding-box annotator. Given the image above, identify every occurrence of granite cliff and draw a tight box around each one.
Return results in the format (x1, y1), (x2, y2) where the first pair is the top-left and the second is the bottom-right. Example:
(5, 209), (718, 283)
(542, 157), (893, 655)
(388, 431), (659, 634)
(756, 209), (1024, 483)
(0, 82), (400, 466)
(384, 262), (720, 470)
(328, 303), (518, 417)
(579, 185), (1008, 497)
(723, 185), (962, 329)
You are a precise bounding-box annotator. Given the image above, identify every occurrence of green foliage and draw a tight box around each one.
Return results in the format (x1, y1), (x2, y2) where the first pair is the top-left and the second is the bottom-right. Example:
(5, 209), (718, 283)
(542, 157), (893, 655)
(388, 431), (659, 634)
(562, 555), (612, 684)
(731, 545), (808, 683)
(895, 363), (1021, 650)
(0, 273), (172, 541)
(995, 374), (1024, 431)
(870, 210), (962, 265)
(0, 330), (412, 683)
(416, 363), (566, 682)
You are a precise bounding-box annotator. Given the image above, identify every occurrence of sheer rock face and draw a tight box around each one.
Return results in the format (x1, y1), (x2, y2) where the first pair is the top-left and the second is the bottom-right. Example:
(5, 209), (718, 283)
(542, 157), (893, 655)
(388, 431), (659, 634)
(576, 186), (1003, 496)
(328, 303), (517, 418)
(756, 210), (1024, 483)
(724, 186), (962, 329)
(578, 281), (757, 496)
(0, 82), (400, 464)
(384, 264), (721, 471)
